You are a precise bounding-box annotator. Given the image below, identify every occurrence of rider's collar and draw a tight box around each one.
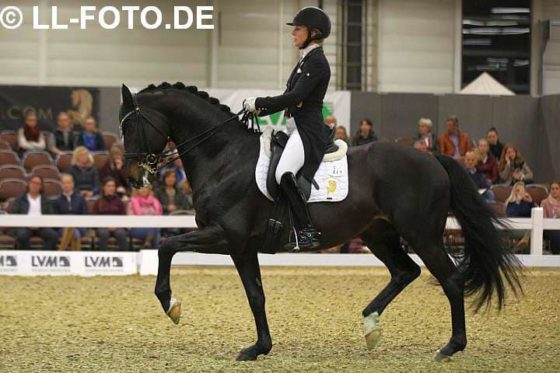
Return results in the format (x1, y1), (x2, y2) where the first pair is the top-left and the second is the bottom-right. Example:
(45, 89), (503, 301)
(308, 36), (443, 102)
(299, 43), (320, 61)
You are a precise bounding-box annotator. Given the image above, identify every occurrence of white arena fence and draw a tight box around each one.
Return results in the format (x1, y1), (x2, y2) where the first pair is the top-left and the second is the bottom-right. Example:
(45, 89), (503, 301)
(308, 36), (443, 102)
(0, 207), (559, 276)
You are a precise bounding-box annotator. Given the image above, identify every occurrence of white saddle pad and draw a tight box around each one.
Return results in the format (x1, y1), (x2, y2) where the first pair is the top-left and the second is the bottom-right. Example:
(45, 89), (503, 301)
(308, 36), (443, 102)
(255, 127), (349, 203)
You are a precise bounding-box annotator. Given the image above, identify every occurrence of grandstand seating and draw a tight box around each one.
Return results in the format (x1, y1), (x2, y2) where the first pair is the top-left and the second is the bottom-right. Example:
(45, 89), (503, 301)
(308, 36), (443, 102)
(31, 165), (61, 181)
(491, 185), (512, 203)
(0, 130), (18, 150)
(0, 150), (20, 166)
(0, 140), (11, 150)
(22, 151), (53, 172)
(43, 179), (63, 198)
(55, 152), (73, 172)
(93, 151), (110, 170)
(0, 165), (26, 180)
(526, 184), (549, 206)
(0, 179), (27, 201)
(102, 131), (119, 150)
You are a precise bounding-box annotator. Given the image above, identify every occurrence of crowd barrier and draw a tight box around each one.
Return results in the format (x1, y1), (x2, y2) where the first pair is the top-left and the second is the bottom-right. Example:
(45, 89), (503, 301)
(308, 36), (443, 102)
(0, 207), (559, 276)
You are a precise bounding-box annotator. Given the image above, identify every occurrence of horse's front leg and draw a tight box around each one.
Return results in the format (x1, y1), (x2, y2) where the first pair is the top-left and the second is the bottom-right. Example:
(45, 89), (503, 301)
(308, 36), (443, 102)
(231, 252), (272, 361)
(154, 225), (228, 323)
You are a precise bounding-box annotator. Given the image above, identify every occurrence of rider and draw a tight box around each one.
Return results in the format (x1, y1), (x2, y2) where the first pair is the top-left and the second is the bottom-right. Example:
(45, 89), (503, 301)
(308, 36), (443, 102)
(243, 7), (332, 250)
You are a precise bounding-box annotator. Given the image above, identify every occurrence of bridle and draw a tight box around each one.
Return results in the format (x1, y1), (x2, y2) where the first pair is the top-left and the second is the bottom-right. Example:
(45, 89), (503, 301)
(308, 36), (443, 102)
(120, 100), (260, 180)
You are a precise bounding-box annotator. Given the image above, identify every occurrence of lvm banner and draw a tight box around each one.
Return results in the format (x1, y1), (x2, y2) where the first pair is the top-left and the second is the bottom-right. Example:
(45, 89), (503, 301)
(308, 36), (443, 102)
(0, 251), (137, 276)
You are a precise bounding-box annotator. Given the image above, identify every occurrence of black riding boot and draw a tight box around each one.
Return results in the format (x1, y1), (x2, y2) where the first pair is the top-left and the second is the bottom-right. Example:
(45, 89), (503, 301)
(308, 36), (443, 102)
(279, 172), (321, 250)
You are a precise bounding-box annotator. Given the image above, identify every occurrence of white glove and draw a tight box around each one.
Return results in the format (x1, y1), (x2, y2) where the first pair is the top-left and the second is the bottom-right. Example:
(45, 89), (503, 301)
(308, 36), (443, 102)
(243, 97), (259, 113)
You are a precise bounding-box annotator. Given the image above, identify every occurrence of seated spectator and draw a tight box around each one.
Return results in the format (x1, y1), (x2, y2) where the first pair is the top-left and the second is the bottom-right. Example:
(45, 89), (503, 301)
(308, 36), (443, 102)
(505, 181), (534, 217)
(464, 151), (494, 202)
(487, 127), (504, 161)
(50, 111), (77, 156)
(99, 144), (128, 194)
(157, 158), (187, 187)
(154, 169), (193, 215)
(415, 118), (438, 153)
(498, 144), (534, 186)
(413, 139), (428, 153)
(9, 175), (57, 250)
(128, 187), (162, 249)
(541, 181), (560, 254)
(92, 177), (129, 250)
(52, 174), (88, 250)
(352, 118), (378, 146)
(17, 110), (46, 154)
(475, 139), (498, 185)
(67, 146), (100, 197)
(438, 116), (472, 159)
(75, 116), (106, 152)
(335, 126), (350, 145)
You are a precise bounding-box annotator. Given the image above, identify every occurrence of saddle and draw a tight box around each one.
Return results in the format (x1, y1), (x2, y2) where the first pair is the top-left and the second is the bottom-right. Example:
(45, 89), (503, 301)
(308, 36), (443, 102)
(265, 128), (342, 200)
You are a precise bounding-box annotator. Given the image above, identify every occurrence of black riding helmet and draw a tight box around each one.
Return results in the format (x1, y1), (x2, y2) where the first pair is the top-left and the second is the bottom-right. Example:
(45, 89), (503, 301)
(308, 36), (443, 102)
(287, 7), (331, 49)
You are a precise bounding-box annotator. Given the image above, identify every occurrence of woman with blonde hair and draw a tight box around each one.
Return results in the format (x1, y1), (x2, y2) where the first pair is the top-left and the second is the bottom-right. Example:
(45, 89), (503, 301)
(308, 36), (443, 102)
(505, 181), (534, 218)
(498, 144), (533, 186)
(66, 146), (100, 197)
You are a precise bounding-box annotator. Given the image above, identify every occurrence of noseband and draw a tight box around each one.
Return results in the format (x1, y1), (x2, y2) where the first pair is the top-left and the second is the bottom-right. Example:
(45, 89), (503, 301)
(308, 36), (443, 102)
(120, 102), (258, 178)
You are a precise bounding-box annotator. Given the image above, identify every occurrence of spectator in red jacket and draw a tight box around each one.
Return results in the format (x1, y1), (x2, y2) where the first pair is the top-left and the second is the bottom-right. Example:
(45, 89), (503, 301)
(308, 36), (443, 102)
(476, 139), (498, 185)
(92, 177), (128, 250)
(438, 116), (472, 159)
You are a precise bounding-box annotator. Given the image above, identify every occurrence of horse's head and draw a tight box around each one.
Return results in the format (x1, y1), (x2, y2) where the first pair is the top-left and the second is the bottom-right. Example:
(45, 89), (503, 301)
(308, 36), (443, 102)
(119, 84), (170, 188)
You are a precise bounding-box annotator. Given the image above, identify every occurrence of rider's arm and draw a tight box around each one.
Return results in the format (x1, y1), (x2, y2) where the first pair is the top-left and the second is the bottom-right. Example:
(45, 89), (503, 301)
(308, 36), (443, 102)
(255, 59), (327, 116)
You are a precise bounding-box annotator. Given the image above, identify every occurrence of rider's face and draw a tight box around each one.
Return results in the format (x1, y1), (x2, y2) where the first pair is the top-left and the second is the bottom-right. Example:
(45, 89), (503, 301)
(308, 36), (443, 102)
(291, 26), (308, 48)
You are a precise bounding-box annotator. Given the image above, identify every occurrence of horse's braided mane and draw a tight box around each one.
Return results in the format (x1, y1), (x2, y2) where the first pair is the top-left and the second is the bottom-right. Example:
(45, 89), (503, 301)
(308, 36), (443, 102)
(139, 82), (233, 115)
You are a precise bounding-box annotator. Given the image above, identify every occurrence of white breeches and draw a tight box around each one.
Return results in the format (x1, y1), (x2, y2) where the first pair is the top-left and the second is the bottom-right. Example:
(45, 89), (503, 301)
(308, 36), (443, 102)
(275, 128), (305, 184)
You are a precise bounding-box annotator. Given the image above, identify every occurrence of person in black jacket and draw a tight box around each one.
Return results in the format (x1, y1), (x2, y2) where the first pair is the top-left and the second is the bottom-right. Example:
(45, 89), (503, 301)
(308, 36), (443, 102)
(243, 6), (331, 250)
(10, 175), (58, 250)
(52, 174), (89, 250)
(50, 111), (78, 156)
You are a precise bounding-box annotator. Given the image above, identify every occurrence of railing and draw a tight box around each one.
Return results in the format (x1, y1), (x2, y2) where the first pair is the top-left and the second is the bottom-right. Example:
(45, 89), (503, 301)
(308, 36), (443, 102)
(0, 207), (559, 276)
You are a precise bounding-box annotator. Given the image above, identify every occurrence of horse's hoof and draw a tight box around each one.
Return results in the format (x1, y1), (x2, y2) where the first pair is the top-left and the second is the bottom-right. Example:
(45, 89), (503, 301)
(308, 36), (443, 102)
(166, 298), (182, 325)
(434, 349), (452, 362)
(236, 348), (257, 361)
(363, 311), (381, 350)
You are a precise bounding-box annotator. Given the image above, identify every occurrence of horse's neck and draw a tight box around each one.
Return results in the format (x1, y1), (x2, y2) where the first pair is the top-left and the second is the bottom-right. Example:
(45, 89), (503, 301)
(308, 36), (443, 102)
(169, 113), (258, 192)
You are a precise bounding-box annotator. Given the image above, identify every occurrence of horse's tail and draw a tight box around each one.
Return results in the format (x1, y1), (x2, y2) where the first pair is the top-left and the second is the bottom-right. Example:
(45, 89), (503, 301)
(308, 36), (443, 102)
(435, 154), (523, 312)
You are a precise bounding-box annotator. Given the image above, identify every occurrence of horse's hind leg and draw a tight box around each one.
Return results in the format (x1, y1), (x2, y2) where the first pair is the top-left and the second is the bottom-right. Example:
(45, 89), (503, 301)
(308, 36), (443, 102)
(361, 222), (421, 349)
(409, 238), (466, 361)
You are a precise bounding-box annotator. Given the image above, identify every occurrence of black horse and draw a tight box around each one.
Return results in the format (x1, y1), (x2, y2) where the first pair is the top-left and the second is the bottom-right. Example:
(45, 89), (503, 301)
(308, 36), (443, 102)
(119, 82), (521, 362)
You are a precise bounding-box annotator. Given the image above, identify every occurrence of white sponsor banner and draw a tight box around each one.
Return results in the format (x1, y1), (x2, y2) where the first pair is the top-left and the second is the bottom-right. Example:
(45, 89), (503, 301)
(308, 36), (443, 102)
(208, 89), (351, 131)
(0, 251), (137, 276)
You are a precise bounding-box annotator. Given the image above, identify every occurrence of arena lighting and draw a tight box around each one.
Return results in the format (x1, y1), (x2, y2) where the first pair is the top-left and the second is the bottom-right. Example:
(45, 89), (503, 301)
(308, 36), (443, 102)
(462, 38), (492, 46)
(491, 7), (530, 14)
(463, 19), (519, 27)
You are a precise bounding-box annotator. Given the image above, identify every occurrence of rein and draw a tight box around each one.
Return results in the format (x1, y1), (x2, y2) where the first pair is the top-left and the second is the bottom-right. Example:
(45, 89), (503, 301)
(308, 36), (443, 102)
(120, 102), (261, 177)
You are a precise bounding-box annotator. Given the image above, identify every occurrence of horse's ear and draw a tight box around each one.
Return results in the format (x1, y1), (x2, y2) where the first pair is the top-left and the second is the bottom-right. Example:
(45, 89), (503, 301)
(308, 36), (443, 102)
(121, 84), (135, 110)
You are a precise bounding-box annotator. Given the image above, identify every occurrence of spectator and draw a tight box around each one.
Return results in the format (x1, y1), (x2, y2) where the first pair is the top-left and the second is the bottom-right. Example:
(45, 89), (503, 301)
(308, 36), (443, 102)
(17, 110), (46, 153)
(475, 139), (499, 185)
(487, 127), (504, 161)
(49, 111), (77, 156)
(438, 116), (472, 159)
(352, 118), (378, 146)
(505, 181), (534, 218)
(154, 169), (193, 215)
(99, 144), (128, 194)
(415, 118), (438, 153)
(541, 181), (560, 254)
(10, 175), (57, 250)
(335, 126), (350, 145)
(75, 116), (106, 152)
(157, 158), (187, 187)
(324, 115), (337, 129)
(67, 146), (100, 197)
(128, 187), (162, 249)
(498, 144), (534, 186)
(413, 139), (428, 153)
(464, 151), (494, 202)
(52, 174), (88, 250)
(92, 177), (129, 250)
